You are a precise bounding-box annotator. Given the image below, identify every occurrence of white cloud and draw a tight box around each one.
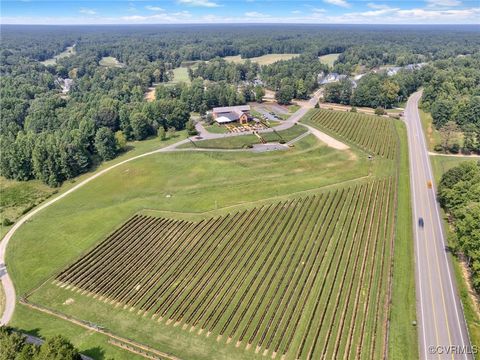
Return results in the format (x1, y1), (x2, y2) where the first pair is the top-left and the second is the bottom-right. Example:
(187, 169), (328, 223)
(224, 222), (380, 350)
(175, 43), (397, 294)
(3, 2), (479, 25)
(324, 6), (479, 23)
(367, 3), (391, 10)
(397, 7), (477, 19)
(79, 8), (96, 15)
(121, 11), (192, 22)
(426, 0), (462, 7)
(145, 6), (164, 11)
(323, 0), (351, 8)
(352, 6), (399, 17)
(244, 11), (269, 17)
(177, 0), (219, 7)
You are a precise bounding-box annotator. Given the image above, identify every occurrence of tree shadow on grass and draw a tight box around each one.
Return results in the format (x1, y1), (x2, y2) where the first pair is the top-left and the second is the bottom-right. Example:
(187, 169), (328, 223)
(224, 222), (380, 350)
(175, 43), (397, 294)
(82, 346), (106, 360)
(14, 326), (42, 339)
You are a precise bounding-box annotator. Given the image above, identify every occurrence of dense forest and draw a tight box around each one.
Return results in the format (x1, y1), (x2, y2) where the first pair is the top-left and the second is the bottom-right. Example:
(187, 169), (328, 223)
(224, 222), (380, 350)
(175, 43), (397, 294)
(438, 161), (480, 293)
(421, 55), (480, 153)
(323, 69), (422, 108)
(1, 24), (479, 186)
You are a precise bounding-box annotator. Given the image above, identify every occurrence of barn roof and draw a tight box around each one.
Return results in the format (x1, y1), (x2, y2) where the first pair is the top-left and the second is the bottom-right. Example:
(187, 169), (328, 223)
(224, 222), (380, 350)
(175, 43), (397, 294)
(213, 105), (250, 113)
(215, 116), (235, 123)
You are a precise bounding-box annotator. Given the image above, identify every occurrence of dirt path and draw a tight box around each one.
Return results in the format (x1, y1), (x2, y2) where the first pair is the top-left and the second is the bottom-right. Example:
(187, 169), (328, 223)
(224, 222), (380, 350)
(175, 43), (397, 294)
(301, 124), (349, 150)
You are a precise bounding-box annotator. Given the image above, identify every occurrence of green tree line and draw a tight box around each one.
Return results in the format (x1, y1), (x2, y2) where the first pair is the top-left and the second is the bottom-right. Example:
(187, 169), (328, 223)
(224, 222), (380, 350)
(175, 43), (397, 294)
(438, 161), (480, 292)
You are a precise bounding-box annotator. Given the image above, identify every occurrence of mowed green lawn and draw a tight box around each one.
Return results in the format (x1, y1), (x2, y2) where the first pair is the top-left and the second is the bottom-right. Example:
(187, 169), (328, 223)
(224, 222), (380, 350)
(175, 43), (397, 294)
(181, 125), (308, 149)
(0, 284), (4, 319)
(7, 134), (381, 359)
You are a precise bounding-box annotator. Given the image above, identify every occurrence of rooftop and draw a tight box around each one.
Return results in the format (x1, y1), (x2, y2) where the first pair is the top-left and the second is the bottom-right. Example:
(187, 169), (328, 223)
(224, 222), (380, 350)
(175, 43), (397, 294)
(213, 105), (250, 113)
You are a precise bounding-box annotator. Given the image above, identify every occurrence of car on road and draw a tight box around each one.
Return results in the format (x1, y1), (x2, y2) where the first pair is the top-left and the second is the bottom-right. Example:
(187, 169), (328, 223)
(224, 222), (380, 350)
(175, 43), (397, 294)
(418, 217), (424, 228)
(427, 180), (433, 189)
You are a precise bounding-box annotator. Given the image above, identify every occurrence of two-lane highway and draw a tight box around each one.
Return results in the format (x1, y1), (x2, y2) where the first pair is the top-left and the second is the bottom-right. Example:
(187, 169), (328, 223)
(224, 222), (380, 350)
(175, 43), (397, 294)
(405, 91), (473, 359)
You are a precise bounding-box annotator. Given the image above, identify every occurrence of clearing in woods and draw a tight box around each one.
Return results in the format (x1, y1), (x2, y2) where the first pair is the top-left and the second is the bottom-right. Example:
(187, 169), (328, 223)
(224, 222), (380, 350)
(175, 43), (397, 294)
(318, 53), (340, 67)
(99, 56), (125, 68)
(167, 67), (192, 84)
(223, 54), (299, 65)
(40, 45), (76, 66)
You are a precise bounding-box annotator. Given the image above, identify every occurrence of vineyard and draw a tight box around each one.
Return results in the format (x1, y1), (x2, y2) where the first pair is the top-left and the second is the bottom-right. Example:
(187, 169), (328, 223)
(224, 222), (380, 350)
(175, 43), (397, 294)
(303, 109), (397, 160)
(54, 178), (396, 360)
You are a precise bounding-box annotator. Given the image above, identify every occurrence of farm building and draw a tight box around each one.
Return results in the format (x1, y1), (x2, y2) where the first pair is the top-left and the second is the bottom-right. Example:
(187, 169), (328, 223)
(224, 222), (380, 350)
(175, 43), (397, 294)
(212, 105), (252, 124)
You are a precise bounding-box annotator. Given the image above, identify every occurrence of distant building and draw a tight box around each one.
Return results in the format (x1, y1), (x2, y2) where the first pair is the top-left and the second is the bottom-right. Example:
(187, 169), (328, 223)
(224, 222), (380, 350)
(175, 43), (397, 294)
(55, 77), (74, 94)
(212, 105), (252, 124)
(387, 63), (427, 76)
(387, 67), (402, 76)
(63, 79), (73, 93)
(318, 72), (347, 85)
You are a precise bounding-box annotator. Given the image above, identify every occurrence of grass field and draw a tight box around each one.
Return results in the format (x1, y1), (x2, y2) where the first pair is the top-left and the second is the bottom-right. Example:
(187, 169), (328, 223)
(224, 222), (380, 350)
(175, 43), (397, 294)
(318, 53), (340, 67)
(0, 283), (4, 319)
(179, 125), (308, 149)
(166, 67), (191, 84)
(99, 56), (125, 68)
(302, 109), (398, 160)
(388, 121), (418, 359)
(430, 155), (475, 181)
(0, 133), (186, 239)
(204, 123), (229, 134)
(419, 109), (441, 151)
(223, 54), (299, 66)
(6, 109), (412, 359)
(0, 177), (56, 227)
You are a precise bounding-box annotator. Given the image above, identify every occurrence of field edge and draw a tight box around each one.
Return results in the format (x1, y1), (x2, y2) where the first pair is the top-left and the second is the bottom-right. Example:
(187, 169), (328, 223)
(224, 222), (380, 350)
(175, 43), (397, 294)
(388, 120), (418, 359)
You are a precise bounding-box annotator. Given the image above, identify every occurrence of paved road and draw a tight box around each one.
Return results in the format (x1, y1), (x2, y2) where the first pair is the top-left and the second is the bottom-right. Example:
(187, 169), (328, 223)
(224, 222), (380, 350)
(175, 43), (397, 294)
(405, 91), (473, 359)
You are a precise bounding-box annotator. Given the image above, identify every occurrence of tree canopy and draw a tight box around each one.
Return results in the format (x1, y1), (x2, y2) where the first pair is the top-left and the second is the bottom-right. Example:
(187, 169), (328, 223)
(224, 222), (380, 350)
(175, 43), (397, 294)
(0, 327), (81, 360)
(438, 161), (480, 291)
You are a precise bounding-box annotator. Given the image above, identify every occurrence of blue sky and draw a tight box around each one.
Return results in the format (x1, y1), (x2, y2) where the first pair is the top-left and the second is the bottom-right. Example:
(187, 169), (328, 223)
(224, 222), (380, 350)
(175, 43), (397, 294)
(1, 0), (479, 24)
